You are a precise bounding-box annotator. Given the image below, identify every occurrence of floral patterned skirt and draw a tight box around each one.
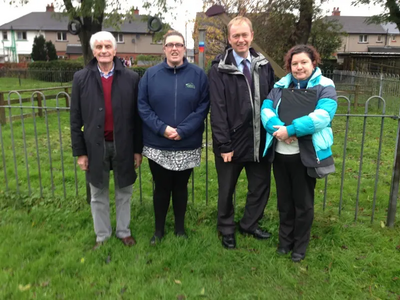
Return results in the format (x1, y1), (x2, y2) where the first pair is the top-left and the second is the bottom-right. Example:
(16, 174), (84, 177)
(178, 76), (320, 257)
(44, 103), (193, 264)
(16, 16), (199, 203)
(143, 146), (201, 171)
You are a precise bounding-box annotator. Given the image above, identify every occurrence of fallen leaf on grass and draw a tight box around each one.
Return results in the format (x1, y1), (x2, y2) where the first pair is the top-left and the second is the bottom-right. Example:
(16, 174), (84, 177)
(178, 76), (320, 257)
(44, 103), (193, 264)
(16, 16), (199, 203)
(299, 267), (307, 273)
(174, 280), (182, 285)
(177, 295), (186, 300)
(393, 277), (399, 281)
(40, 281), (50, 287)
(18, 284), (31, 291)
(246, 248), (260, 253)
(380, 221), (385, 228)
(200, 288), (205, 295)
(80, 258), (85, 263)
(341, 245), (349, 250)
(396, 245), (400, 251)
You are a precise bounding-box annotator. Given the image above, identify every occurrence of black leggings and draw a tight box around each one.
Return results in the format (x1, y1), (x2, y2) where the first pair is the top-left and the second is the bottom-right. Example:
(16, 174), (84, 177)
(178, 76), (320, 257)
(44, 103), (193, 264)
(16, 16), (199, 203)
(148, 159), (192, 237)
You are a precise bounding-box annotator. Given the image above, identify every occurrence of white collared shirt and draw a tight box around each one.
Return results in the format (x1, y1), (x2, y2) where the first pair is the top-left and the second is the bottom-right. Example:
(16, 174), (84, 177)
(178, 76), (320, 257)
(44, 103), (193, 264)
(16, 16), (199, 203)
(97, 63), (115, 79)
(232, 50), (251, 73)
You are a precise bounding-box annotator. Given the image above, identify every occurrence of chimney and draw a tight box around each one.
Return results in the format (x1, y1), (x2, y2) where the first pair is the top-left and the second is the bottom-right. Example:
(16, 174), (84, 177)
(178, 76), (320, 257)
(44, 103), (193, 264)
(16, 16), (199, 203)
(46, 3), (55, 12)
(332, 7), (341, 16)
(133, 7), (139, 15)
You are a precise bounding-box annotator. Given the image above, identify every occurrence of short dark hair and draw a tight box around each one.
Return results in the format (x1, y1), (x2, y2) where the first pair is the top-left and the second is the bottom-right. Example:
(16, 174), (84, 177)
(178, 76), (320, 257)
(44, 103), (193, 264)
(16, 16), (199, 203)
(163, 30), (185, 46)
(283, 44), (321, 73)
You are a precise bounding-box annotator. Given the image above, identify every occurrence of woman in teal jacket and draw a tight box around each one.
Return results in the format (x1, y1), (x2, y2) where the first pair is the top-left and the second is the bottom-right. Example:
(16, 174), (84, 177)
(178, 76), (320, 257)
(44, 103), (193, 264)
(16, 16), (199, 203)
(261, 45), (337, 262)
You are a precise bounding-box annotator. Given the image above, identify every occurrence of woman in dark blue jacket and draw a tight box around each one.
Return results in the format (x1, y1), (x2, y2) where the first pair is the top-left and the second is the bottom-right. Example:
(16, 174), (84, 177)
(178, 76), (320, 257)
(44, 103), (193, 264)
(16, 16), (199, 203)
(138, 30), (209, 244)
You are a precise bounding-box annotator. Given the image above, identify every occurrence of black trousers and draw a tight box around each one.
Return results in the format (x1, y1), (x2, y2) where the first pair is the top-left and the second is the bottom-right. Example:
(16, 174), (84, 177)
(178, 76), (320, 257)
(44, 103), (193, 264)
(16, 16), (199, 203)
(273, 153), (316, 254)
(148, 159), (192, 237)
(215, 156), (271, 235)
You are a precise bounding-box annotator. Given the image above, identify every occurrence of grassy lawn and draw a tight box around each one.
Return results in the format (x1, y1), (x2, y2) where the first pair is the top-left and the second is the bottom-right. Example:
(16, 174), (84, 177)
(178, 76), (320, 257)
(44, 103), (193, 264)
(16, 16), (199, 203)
(0, 78), (400, 298)
(0, 201), (399, 300)
(0, 77), (71, 91)
(0, 77), (72, 121)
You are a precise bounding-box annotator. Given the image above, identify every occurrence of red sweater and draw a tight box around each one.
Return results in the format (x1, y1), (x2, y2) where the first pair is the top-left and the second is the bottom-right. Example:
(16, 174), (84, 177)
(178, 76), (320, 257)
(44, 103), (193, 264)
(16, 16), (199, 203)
(101, 76), (114, 141)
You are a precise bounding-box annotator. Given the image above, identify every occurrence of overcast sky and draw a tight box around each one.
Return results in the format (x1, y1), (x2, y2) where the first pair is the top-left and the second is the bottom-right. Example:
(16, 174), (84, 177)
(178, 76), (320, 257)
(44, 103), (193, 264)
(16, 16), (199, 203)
(0, 0), (385, 48)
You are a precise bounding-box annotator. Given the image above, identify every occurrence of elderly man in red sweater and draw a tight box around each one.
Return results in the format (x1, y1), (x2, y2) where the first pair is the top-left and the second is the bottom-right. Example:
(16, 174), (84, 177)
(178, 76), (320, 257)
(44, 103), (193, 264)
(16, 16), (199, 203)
(70, 31), (143, 250)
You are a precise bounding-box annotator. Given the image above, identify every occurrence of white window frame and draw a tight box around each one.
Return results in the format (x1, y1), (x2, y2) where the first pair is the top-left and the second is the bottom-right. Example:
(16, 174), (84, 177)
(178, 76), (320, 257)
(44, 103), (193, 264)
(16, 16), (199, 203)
(391, 34), (396, 42)
(359, 34), (368, 43)
(57, 32), (67, 41)
(2, 31), (7, 40)
(17, 31), (27, 41)
(115, 33), (124, 43)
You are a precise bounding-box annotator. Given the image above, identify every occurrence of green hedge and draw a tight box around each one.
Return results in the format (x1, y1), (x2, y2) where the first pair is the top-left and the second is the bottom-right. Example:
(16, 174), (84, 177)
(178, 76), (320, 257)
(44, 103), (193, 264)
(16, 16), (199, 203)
(26, 61), (149, 82)
(28, 61), (83, 83)
(129, 66), (148, 77)
(28, 60), (84, 70)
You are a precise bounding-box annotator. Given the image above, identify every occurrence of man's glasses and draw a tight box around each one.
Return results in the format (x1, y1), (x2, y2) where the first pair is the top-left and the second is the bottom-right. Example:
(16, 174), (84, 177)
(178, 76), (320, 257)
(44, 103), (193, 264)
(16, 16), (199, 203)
(165, 43), (185, 49)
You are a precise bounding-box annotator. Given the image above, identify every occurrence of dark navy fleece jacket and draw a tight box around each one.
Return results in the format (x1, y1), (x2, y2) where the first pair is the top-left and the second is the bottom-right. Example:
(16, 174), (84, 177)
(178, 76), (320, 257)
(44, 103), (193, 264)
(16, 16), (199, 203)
(138, 58), (210, 150)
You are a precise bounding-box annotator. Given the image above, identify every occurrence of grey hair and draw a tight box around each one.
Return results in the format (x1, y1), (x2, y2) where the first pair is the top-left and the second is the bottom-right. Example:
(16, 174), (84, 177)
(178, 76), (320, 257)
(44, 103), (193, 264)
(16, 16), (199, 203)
(89, 31), (117, 50)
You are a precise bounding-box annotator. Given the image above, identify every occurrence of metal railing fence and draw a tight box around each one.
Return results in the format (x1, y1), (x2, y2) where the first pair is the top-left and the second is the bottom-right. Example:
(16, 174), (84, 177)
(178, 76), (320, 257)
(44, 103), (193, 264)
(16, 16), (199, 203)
(0, 91), (399, 227)
(324, 70), (400, 112)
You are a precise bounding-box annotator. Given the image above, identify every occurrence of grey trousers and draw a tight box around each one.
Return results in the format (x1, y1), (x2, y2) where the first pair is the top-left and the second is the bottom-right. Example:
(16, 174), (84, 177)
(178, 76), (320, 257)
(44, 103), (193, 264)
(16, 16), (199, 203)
(89, 141), (133, 242)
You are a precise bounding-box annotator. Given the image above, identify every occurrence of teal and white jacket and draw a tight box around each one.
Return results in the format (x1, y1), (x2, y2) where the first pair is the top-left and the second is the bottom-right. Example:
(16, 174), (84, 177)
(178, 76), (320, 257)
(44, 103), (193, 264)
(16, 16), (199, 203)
(261, 67), (337, 166)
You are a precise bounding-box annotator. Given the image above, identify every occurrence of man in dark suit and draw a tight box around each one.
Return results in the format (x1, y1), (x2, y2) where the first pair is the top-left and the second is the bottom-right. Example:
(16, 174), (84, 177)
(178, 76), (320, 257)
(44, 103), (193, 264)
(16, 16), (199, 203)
(209, 16), (275, 249)
(70, 31), (143, 250)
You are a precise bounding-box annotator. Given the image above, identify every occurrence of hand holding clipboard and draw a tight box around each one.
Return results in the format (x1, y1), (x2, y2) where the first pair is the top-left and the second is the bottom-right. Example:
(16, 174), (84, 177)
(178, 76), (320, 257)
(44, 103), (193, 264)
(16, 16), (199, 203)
(273, 89), (318, 140)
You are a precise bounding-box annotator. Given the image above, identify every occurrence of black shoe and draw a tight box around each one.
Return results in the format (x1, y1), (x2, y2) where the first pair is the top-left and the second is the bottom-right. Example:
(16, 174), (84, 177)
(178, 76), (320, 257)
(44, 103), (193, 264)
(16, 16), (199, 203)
(291, 252), (305, 262)
(276, 247), (291, 255)
(221, 234), (236, 249)
(175, 231), (188, 239)
(239, 226), (271, 240)
(150, 235), (162, 246)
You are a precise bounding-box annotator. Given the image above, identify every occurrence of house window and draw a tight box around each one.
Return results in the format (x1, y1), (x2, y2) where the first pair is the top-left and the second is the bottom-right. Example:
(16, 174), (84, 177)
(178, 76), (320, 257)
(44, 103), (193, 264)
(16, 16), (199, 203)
(17, 31), (27, 40)
(57, 32), (67, 41)
(2, 31), (7, 40)
(377, 35), (382, 42)
(114, 33), (124, 43)
(359, 34), (368, 43)
(391, 35), (396, 42)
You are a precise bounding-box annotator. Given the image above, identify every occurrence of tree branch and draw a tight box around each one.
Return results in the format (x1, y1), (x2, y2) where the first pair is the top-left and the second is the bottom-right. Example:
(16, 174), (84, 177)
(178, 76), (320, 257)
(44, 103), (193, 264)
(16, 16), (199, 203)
(63, 0), (78, 20)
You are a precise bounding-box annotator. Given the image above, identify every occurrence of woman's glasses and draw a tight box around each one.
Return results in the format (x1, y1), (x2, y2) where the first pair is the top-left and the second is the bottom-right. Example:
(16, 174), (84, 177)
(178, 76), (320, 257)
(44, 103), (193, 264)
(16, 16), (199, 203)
(165, 43), (185, 49)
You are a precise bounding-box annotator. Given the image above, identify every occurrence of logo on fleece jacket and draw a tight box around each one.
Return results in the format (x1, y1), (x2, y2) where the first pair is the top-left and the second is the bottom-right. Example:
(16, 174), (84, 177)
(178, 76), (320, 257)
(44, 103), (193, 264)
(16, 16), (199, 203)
(185, 83), (195, 89)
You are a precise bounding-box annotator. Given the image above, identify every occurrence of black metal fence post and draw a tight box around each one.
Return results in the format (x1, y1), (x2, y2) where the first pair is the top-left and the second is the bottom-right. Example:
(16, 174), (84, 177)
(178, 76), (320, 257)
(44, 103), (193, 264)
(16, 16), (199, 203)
(387, 111), (400, 227)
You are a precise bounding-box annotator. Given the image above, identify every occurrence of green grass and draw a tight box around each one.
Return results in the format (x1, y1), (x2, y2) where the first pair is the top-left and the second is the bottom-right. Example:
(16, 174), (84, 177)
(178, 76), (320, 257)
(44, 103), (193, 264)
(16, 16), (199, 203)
(0, 77), (71, 91)
(0, 78), (400, 298)
(0, 200), (399, 299)
(0, 77), (72, 121)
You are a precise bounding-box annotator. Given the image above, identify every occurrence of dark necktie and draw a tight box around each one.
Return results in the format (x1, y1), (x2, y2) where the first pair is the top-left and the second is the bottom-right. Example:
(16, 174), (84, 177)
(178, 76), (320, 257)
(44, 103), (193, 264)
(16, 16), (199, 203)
(242, 59), (252, 87)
